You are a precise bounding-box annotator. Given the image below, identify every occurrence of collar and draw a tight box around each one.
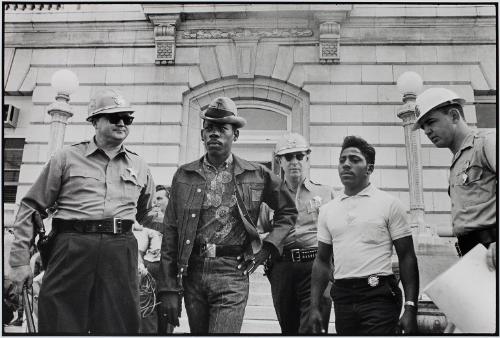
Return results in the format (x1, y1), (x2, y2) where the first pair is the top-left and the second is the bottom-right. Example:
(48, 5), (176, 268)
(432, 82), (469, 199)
(451, 130), (477, 167)
(85, 137), (127, 158)
(339, 183), (374, 200)
(203, 153), (233, 170)
(285, 177), (310, 192)
(184, 154), (258, 177)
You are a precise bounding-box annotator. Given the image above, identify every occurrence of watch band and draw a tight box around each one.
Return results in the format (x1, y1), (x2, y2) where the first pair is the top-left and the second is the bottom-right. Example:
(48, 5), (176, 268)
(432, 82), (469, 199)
(404, 300), (416, 307)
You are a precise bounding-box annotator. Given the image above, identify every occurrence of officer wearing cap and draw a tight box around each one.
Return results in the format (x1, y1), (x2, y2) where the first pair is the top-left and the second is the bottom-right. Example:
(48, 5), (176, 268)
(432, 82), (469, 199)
(157, 96), (297, 333)
(259, 133), (334, 333)
(8, 88), (156, 333)
(414, 88), (496, 261)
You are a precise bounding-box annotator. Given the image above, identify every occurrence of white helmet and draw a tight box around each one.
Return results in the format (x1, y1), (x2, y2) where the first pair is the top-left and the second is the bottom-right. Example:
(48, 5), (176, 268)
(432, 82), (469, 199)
(413, 88), (465, 131)
(87, 88), (134, 122)
(275, 133), (310, 156)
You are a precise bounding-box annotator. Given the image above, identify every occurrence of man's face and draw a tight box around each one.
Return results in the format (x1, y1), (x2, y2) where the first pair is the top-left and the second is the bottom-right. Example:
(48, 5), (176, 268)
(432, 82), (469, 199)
(153, 189), (169, 213)
(338, 147), (372, 188)
(419, 109), (455, 148)
(94, 113), (133, 144)
(201, 121), (238, 158)
(279, 151), (309, 181)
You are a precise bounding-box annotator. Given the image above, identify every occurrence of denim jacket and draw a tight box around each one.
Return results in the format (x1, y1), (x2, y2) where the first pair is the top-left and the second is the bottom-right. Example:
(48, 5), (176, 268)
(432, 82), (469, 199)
(158, 154), (297, 293)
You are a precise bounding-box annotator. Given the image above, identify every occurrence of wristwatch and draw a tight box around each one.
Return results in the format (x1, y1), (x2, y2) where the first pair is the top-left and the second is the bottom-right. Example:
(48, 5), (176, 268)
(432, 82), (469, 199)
(404, 300), (417, 307)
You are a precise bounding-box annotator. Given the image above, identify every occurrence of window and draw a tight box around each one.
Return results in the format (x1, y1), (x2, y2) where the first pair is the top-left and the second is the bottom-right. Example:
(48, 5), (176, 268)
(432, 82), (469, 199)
(474, 90), (497, 129)
(3, 138), (25, 203)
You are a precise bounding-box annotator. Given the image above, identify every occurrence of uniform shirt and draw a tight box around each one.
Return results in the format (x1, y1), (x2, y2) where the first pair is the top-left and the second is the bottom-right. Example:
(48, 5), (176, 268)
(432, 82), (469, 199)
(9, 138), (155, 267)
(449, 130), (496, 236)
(282, 179), (335, 249)
(317, 184), (411, 279)
(196, 154), (247, 246)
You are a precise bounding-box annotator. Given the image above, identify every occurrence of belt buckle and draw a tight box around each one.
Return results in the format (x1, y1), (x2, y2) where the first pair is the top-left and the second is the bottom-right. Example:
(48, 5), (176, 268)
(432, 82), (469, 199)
(367, 275), (379, 287)
(291, 249), (301, 262)
(113, 218), (123, 234)
(203, 243), (216, 258)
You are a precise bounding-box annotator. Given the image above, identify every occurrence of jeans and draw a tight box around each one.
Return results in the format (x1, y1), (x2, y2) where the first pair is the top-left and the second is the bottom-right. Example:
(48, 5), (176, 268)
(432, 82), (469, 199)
(183, 255), (249, 333)
(38, 232), (139, 334)
(332, 276), (402, 335)
(267, 260), (332, 333)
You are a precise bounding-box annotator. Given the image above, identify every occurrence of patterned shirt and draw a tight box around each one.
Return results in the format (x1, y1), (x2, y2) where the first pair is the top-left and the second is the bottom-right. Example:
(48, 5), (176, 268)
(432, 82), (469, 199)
(196, 154), (247, 246)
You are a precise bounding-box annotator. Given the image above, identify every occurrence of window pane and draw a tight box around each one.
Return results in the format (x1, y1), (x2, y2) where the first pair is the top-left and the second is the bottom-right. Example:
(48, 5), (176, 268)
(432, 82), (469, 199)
(475, 103), (497, 128)
(3, 185), (17, 203)
(238, 108), (287, 130)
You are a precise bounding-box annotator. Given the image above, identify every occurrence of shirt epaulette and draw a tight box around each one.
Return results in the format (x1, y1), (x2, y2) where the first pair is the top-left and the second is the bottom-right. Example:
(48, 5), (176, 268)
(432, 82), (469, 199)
(71, 140), (90, 147)
(309, 179), (323, 186)
(125, 147), (138, 156)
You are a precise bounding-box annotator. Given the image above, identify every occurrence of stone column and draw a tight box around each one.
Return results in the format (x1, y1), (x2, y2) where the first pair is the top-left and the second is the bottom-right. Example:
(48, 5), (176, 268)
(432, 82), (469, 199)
(397, 95), (434, 251)
(46, 94), (73, 160)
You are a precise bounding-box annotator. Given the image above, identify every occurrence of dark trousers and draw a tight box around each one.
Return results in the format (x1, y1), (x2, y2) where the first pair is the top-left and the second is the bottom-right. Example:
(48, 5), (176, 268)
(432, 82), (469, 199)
(456, 227), (497, 256)
(38, 232), (140, 334)
(140, 260), (175, 334)
(332, 276), (402, 335)
(267, 260), (332, 334)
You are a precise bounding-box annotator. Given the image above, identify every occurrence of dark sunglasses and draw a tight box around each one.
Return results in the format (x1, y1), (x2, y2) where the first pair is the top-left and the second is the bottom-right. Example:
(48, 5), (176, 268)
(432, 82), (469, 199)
(106, 114), (134, 125)
(283, 153), (306, 161)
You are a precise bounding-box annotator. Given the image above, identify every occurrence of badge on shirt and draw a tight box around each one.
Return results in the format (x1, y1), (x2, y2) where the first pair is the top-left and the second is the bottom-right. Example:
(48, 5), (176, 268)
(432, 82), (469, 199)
(127, 167), (138, 179)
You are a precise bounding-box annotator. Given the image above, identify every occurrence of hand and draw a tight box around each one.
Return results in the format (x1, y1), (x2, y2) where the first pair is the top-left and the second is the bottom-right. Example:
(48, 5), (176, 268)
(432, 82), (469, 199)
(158, 292), (180, 327)
(138, 263), (148, 277)
(306, 307), (325, 334)
(486, 242), (496, 271)
(9, 265), (33, 296)
(237, 246), (270, 276)
(398, 307), (418, 334)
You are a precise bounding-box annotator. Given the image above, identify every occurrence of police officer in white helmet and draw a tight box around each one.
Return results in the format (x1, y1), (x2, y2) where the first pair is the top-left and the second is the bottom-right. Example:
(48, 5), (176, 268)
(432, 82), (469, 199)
(261, 133), (335, 333)
(8, 88), (156, 333)
(414, 88), (496, 267)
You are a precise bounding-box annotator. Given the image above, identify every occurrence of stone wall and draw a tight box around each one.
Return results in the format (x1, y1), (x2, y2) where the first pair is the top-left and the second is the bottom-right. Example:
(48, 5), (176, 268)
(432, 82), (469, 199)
(3, 4), (496, 231)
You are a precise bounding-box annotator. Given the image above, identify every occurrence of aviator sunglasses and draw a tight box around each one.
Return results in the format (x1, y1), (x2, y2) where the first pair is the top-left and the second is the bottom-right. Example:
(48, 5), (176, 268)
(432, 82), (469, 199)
(283, 153), (306, 161)
(106, 114), (134, 125)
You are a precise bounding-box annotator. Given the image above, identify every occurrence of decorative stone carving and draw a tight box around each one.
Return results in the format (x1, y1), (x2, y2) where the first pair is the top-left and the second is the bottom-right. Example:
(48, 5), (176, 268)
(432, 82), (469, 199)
(154, 23), (176, 65)
(319, 21), (340, 64)
(181, 28), (313, 40)
(235, 41), (257, 79)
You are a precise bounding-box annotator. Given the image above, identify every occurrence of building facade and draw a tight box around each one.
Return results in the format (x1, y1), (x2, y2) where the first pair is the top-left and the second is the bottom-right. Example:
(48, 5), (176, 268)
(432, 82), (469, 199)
(3, 3), (497, 231)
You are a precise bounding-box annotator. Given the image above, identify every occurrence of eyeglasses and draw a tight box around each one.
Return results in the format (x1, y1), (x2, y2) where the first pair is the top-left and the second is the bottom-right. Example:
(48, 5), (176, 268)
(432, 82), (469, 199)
(283, 153), (306, 161)
(106, 114), (134, 125)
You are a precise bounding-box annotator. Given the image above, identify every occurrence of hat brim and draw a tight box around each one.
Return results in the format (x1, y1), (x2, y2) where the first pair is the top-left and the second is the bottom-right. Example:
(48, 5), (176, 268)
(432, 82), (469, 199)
(87, 107), (135, 121)
(275, 147), (311, 156)
(200, 114), (246, 129)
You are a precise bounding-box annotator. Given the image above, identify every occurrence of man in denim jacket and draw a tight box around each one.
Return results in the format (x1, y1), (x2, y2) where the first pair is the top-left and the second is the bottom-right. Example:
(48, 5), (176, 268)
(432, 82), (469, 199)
(158, 97), (298, 333)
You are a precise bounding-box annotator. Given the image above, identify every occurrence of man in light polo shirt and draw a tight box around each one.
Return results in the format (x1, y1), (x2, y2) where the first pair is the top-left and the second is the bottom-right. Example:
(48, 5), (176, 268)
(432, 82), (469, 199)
(308, 135), (419, 334)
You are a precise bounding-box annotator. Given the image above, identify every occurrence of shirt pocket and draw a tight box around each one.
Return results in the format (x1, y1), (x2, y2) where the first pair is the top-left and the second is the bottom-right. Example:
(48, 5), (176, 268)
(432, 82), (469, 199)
(360, 221), (388, 245)
(68, 168), (104, 192)
(120, 170), (145, 202)
(454, 165), (490, 207)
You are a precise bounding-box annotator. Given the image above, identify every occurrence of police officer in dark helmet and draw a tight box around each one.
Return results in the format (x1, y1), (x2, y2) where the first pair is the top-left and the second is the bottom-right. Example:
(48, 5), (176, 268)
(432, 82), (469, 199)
(8, 88), (156, 334)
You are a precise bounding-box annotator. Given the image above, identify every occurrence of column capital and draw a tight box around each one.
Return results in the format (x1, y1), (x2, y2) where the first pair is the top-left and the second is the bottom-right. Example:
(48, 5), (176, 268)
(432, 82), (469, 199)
(47, 101), (74, 121)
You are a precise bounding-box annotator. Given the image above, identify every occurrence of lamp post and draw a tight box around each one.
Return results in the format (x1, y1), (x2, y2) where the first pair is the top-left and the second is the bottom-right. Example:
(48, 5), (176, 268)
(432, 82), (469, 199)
(396, 71), (434, 251)
(46, 69), (79, 160)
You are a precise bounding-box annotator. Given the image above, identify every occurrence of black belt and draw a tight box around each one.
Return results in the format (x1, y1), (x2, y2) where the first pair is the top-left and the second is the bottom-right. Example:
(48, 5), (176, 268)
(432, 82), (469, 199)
(52, 218), (134, 234)
(193, 243), (245, 258)
(456, 227), (497, 256)
(281, 248), (318, 262)
(334, 275), (395, 288)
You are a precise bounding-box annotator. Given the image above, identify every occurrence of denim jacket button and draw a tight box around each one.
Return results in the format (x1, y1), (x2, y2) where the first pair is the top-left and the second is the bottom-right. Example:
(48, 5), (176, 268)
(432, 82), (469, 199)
(186, 240), (191, 245)
(191, 213), (196, 218)
(197, 188), (201, 193)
